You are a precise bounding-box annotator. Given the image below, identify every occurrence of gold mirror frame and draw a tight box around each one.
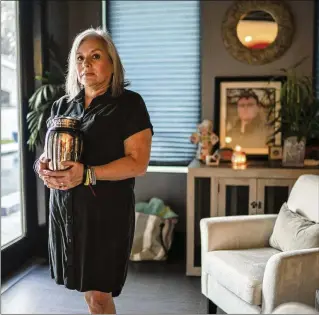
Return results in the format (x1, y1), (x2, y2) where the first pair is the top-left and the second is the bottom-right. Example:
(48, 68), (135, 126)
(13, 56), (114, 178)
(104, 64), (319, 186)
(222, 0), (294, 65)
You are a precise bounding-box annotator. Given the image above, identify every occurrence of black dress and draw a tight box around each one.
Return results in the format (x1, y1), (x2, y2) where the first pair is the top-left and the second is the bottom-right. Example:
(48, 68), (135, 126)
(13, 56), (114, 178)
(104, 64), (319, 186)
(47, 88), (153, 297)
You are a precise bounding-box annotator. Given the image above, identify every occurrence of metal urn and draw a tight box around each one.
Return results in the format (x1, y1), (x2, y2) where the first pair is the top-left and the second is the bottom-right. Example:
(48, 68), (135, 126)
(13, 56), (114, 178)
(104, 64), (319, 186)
(45, 117), (83, 171)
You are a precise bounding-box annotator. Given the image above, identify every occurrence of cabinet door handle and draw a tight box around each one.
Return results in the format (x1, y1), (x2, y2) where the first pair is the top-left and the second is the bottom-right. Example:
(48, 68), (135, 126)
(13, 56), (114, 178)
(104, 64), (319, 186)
(258, 201), (262, 209)
(250, 201), (257, 208)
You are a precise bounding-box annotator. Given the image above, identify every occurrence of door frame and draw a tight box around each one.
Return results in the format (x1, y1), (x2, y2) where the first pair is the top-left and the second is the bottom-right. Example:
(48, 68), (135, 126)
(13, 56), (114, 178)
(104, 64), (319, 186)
(1, 0), (44, 280)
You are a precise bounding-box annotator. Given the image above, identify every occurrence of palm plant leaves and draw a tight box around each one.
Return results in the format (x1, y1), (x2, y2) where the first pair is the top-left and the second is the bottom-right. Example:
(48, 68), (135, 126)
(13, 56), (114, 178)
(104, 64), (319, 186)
(27, 84), (65, 151)
(268, 58), (319, 144)
(27, 35), (65, 151)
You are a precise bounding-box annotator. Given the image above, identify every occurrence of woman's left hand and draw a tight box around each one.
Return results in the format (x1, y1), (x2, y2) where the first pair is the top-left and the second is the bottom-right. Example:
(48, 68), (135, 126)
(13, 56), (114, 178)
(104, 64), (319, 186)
(40, 161), (84, 190)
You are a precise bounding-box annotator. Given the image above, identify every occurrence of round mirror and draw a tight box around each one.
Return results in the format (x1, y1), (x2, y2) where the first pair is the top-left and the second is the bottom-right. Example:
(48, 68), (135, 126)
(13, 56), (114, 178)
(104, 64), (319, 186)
(236, 10), (278, 50)
(221, 0), (294, 65)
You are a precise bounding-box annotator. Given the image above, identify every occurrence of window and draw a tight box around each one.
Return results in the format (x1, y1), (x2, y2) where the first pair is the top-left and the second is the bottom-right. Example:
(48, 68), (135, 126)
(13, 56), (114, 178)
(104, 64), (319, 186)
(1, 90), (10, 107)
(1, 1), (25, 247)
(108, 0), (200, 166)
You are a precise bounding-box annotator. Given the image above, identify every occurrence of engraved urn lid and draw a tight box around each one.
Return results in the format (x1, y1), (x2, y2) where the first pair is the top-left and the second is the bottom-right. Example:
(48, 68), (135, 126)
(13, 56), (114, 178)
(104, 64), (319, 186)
(51, 116), (81, 129)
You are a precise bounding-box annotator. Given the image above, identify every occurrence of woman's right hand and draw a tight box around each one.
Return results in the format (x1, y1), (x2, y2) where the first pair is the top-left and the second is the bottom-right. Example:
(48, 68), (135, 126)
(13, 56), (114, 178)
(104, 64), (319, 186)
(37, 153), (50, 182)
(37, 153), (66, 190)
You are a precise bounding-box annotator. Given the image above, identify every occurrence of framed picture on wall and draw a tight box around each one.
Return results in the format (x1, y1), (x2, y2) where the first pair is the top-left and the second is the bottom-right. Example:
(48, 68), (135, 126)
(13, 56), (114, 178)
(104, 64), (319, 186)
(215, 77), (282, 155)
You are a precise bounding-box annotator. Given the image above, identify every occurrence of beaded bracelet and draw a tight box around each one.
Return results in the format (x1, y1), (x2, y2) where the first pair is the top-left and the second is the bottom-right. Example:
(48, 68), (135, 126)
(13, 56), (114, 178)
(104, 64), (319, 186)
(90, 167), (96, 185)
(83, 165), (97, 186)
(83, 165), (97, 197)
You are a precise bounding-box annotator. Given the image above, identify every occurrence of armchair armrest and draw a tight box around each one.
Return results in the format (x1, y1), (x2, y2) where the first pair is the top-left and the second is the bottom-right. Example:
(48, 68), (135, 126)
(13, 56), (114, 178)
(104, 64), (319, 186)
(263, 248), (319, 314)
(272, 302), (319, 314)
(200, 214), (277, 252)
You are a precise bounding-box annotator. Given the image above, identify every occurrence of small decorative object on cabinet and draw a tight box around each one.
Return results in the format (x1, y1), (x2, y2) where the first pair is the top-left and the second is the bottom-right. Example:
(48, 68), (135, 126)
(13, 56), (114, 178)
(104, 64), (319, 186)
(269, 145), (283, 160)
(190, 119), (219, 164)
(231, 145), (247, 169)
(268, 145), (283, 167)
(186, 159), (319, 276)
(205, 153), (220, 166)
(282, 136), (306, 167)
(216, 149), (233, 162)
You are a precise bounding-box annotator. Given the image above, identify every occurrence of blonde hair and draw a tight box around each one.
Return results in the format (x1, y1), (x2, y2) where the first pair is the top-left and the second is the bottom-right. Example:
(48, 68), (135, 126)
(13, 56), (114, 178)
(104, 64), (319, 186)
(66, 27), (128, 100)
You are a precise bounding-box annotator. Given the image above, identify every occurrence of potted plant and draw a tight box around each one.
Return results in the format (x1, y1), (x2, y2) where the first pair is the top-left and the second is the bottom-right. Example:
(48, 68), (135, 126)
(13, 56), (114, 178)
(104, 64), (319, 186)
(27, 36), (65, 151)
(268, 58), (319, 167)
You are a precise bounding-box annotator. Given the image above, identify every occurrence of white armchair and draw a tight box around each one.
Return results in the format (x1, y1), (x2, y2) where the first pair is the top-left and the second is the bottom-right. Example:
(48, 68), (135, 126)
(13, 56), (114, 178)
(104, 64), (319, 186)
(272, 302), (319, 314)
(200, 175), (319, 314)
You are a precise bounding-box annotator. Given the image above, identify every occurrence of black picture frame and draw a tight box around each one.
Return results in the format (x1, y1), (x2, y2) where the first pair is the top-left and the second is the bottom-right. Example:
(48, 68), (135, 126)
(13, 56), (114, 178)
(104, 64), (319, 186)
(214, 76), (284, 159)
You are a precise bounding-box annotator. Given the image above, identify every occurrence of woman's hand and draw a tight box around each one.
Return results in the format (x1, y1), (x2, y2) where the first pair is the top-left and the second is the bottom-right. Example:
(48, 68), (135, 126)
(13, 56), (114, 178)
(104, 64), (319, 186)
(36, 154), (63, 190)
(39, 161), (84, 190)
(37, 154), (50, 181)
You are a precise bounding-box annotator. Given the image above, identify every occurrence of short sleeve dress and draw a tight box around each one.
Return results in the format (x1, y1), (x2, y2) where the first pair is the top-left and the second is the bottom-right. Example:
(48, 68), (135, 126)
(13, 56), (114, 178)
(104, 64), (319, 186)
(47, 88), (153, 297)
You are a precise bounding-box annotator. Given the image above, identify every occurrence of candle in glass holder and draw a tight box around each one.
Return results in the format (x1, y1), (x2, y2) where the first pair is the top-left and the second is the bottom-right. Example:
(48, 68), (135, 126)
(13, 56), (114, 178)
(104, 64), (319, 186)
(225, 137), (232, 147)
(231, 145), (247, 168)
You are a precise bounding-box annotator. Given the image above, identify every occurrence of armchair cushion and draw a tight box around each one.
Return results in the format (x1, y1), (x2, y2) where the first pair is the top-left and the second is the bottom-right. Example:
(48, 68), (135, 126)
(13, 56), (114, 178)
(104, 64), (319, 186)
(269, 203), (319, 252)
(200, 215), (277, 252)
(203, 247), (280, 306)
(287, 175), (319, 223)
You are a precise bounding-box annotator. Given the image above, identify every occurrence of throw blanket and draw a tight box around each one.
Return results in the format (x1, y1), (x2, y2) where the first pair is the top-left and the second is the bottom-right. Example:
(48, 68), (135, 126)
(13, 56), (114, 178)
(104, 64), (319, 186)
(130, 198), (178, 261)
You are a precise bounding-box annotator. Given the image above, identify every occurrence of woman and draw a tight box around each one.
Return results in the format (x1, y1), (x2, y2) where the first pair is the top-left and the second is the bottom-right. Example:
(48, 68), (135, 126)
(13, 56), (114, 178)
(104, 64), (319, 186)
(36, 27), (153, 314)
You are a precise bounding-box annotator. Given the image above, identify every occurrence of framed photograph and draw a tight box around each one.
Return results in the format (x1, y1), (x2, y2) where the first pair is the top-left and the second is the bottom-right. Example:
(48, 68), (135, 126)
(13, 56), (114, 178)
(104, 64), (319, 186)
(216, 77), (282, 155)
(269, 146), (283, 160)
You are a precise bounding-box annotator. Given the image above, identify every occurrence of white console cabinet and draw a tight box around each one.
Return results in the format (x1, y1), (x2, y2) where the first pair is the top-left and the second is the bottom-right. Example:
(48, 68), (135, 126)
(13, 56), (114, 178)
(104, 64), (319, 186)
(186, 159), (319, 276)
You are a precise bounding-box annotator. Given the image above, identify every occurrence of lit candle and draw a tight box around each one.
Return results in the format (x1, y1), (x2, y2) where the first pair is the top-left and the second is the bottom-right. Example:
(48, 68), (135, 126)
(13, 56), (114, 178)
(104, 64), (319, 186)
(225, 137), (232, 146)
(231, 145), (247, 169)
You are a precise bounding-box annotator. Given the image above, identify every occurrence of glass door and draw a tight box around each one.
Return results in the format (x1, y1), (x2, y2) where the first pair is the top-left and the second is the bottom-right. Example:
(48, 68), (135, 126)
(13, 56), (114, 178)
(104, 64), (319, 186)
(257, 179), (294, 215)
(1, 1), (25, 248)
(218, 178), (257, 216)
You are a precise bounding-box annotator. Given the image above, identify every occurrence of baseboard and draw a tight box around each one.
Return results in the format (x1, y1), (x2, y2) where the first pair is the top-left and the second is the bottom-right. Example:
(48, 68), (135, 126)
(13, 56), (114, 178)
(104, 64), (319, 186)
(1, 257), (45, 294)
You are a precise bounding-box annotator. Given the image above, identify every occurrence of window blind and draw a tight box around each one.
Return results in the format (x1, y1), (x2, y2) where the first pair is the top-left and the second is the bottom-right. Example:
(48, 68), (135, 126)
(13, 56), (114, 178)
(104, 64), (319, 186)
(108, 0), (200, 166)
